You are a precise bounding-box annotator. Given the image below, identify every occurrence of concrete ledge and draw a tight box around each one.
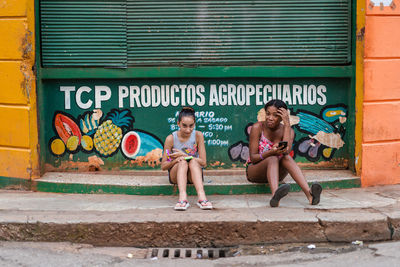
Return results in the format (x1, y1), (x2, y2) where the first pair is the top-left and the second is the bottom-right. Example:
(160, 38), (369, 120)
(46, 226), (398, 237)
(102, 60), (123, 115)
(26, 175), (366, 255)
(1, 184), (398, 247)
(0, 208), (393, 247)
(374, 203), (400, 240)
(317, 210), (392, 242)
(0, 208), (324, 247)
(0, 221), (324, 247)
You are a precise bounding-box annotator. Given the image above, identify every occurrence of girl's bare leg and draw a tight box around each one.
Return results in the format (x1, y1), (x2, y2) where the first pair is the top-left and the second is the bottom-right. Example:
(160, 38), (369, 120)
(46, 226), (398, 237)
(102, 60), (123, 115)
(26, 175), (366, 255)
(188, 160), (212, 207)
(280, 155), (312, 203)
(169, 160), (189, 207)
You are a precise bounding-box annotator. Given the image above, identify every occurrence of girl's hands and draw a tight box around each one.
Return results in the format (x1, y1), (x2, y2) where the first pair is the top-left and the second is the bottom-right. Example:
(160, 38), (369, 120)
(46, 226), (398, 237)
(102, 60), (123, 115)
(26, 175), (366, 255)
(175, 156), (186, 162)
(277, 108), (290, 126)
(170, 149), (186, 159)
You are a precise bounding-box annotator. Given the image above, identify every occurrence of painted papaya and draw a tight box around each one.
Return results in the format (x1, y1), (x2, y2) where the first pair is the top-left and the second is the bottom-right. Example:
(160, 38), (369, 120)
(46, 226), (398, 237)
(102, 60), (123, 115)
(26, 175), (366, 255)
(54, 113), (82, 144)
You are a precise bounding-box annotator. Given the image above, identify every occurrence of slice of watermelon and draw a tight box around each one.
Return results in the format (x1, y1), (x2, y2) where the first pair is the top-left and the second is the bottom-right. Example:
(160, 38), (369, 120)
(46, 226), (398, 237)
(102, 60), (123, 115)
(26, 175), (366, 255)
(121, 131), (141, 158)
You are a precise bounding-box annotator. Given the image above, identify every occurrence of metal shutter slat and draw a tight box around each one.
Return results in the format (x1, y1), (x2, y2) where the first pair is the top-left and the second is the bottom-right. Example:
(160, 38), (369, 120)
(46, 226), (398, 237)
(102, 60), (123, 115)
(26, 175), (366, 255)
(41, 0), (127, 67)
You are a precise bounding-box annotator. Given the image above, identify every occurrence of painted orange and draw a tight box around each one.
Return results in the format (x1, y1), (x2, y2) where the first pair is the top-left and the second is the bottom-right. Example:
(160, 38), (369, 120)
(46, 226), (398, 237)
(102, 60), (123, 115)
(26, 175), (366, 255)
(363, 2), (400, 186)
(363, 102), (400, 142)
(0, 62), (29, 104)
(364, 59), (400, 101)
(361, 142), (400, 187)
(0, 106), (30, 148)
(365, 16), (400, 58)
(0, 20), (27, 60)
(0, 148), (31, 179)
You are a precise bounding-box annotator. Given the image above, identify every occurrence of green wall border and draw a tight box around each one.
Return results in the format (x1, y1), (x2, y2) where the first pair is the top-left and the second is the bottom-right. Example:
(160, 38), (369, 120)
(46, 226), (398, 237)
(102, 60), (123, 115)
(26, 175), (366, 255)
(40, 66), (353, 79)
(0, 177), (31, 190)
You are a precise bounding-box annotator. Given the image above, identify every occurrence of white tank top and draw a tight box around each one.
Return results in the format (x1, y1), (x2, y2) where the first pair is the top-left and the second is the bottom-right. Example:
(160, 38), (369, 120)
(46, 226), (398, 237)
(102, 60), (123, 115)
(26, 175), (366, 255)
(172, 130), (199, 157)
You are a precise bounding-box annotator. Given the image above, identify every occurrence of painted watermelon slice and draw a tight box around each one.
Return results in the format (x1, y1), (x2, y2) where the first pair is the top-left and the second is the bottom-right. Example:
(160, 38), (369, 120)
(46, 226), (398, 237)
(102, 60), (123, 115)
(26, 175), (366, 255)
(121, 131), (141, 158)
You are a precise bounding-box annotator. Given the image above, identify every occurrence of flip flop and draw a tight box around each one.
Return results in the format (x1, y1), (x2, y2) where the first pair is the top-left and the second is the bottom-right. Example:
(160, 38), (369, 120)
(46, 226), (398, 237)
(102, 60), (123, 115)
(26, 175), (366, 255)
(197, 200), (213, 210)
(174, 200), (190, 211)
(270, 184), (290, 207)
(310, 183), (322, 205)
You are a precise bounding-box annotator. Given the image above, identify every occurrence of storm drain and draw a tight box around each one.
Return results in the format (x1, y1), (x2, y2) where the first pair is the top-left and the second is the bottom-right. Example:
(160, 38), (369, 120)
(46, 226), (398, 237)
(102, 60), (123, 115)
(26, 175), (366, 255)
(147, 248), (229, 259)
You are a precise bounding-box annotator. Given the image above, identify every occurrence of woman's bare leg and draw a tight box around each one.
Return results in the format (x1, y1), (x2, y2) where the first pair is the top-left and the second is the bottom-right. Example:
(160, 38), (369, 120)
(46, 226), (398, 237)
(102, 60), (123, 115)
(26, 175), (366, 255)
(246, 159), (288, 183)
(247, 156), (282, 194)
(280, 155), (312, 203)
(247, 156), (290, 207)
(265, 156), (280, 195)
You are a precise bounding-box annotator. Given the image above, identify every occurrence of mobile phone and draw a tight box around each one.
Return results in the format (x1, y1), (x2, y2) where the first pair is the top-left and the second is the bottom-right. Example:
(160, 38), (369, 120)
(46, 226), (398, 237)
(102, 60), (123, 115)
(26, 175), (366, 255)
(184, 156), (193, 161)
(278, 141), (288, 149)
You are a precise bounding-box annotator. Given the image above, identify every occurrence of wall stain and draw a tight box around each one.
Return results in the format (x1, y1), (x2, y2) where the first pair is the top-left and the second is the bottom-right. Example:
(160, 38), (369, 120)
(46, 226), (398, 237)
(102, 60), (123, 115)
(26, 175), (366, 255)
(298, 158), (349, 169)
(357, 27), (365, 42)
(20, 28), (34, 99)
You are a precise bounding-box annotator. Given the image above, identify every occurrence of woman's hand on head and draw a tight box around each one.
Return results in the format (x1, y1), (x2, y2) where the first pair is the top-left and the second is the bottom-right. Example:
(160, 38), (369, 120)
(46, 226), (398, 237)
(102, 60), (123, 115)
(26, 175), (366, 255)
(277, 108), (290, 125)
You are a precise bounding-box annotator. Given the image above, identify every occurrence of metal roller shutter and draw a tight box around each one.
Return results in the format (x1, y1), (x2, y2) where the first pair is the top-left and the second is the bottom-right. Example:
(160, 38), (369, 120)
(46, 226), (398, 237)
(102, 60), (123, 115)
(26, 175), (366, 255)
(40, 0), (127, 67)
(40, 0), (351, 67)
(127, 0), (351, 66)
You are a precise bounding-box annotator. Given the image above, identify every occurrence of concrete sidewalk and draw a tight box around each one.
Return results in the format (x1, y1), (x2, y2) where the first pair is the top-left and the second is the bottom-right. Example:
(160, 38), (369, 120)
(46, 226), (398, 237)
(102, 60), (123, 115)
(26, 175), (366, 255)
(0, 185), (399, 247)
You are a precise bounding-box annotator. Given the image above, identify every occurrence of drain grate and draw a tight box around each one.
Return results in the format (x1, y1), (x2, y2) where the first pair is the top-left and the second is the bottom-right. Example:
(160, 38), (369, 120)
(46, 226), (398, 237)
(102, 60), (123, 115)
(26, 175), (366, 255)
(147, 248), (229, 259)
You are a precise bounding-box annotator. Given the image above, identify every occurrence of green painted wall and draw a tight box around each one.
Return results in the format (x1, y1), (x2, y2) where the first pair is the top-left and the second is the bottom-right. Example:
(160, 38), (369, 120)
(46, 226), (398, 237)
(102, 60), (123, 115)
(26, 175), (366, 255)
(41, 77), (351, 171)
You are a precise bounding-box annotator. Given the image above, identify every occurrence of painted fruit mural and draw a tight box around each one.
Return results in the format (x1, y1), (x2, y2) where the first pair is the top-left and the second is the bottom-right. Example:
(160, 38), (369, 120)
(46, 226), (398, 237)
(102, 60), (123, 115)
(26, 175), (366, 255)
(93, 110), (134, 157)
(48, 109), (163, 168)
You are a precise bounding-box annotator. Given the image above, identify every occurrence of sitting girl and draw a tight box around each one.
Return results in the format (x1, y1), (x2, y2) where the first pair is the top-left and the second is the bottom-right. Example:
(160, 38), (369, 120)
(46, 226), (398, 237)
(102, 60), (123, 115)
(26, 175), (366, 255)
(161, 107), (212, 211)
(246, 99), (322, 207)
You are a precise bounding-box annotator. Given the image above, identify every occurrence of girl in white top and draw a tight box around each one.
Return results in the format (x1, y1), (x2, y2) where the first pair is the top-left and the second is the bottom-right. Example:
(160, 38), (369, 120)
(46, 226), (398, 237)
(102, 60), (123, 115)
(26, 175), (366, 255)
(161, 107), (212, 211)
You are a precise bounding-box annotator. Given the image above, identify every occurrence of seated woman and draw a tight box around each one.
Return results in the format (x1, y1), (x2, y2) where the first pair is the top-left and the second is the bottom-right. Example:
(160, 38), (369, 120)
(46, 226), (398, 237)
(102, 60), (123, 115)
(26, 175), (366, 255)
(161, 107), (212, 211)
(246, 99), (322, 207)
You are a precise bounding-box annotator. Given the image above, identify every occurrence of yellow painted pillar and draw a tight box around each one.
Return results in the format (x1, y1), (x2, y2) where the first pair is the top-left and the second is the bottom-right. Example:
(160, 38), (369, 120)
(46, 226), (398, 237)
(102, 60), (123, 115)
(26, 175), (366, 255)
(0, 0), (39, 179)
(355, 0), (365, 176)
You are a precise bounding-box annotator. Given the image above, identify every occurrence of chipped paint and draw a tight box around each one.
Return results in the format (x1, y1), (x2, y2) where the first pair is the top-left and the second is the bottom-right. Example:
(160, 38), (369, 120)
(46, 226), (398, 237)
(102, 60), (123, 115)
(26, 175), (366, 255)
(20, 29), (34, 99)
(357, 27), (365, 41)
(298, 158), (349, 169)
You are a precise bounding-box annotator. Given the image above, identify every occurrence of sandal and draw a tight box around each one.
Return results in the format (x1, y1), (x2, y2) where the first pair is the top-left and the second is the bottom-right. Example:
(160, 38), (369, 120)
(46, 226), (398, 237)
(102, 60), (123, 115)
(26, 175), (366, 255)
(270, 184), (290, 207)
(310, 183), (322, 205)
(197, 200), (213, 210)
(174, 200), (190, 211)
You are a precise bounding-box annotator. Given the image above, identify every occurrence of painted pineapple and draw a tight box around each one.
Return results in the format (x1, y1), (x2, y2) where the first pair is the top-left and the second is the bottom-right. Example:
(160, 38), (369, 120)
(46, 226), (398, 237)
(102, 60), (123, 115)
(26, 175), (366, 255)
(93, 110), (134, 157)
